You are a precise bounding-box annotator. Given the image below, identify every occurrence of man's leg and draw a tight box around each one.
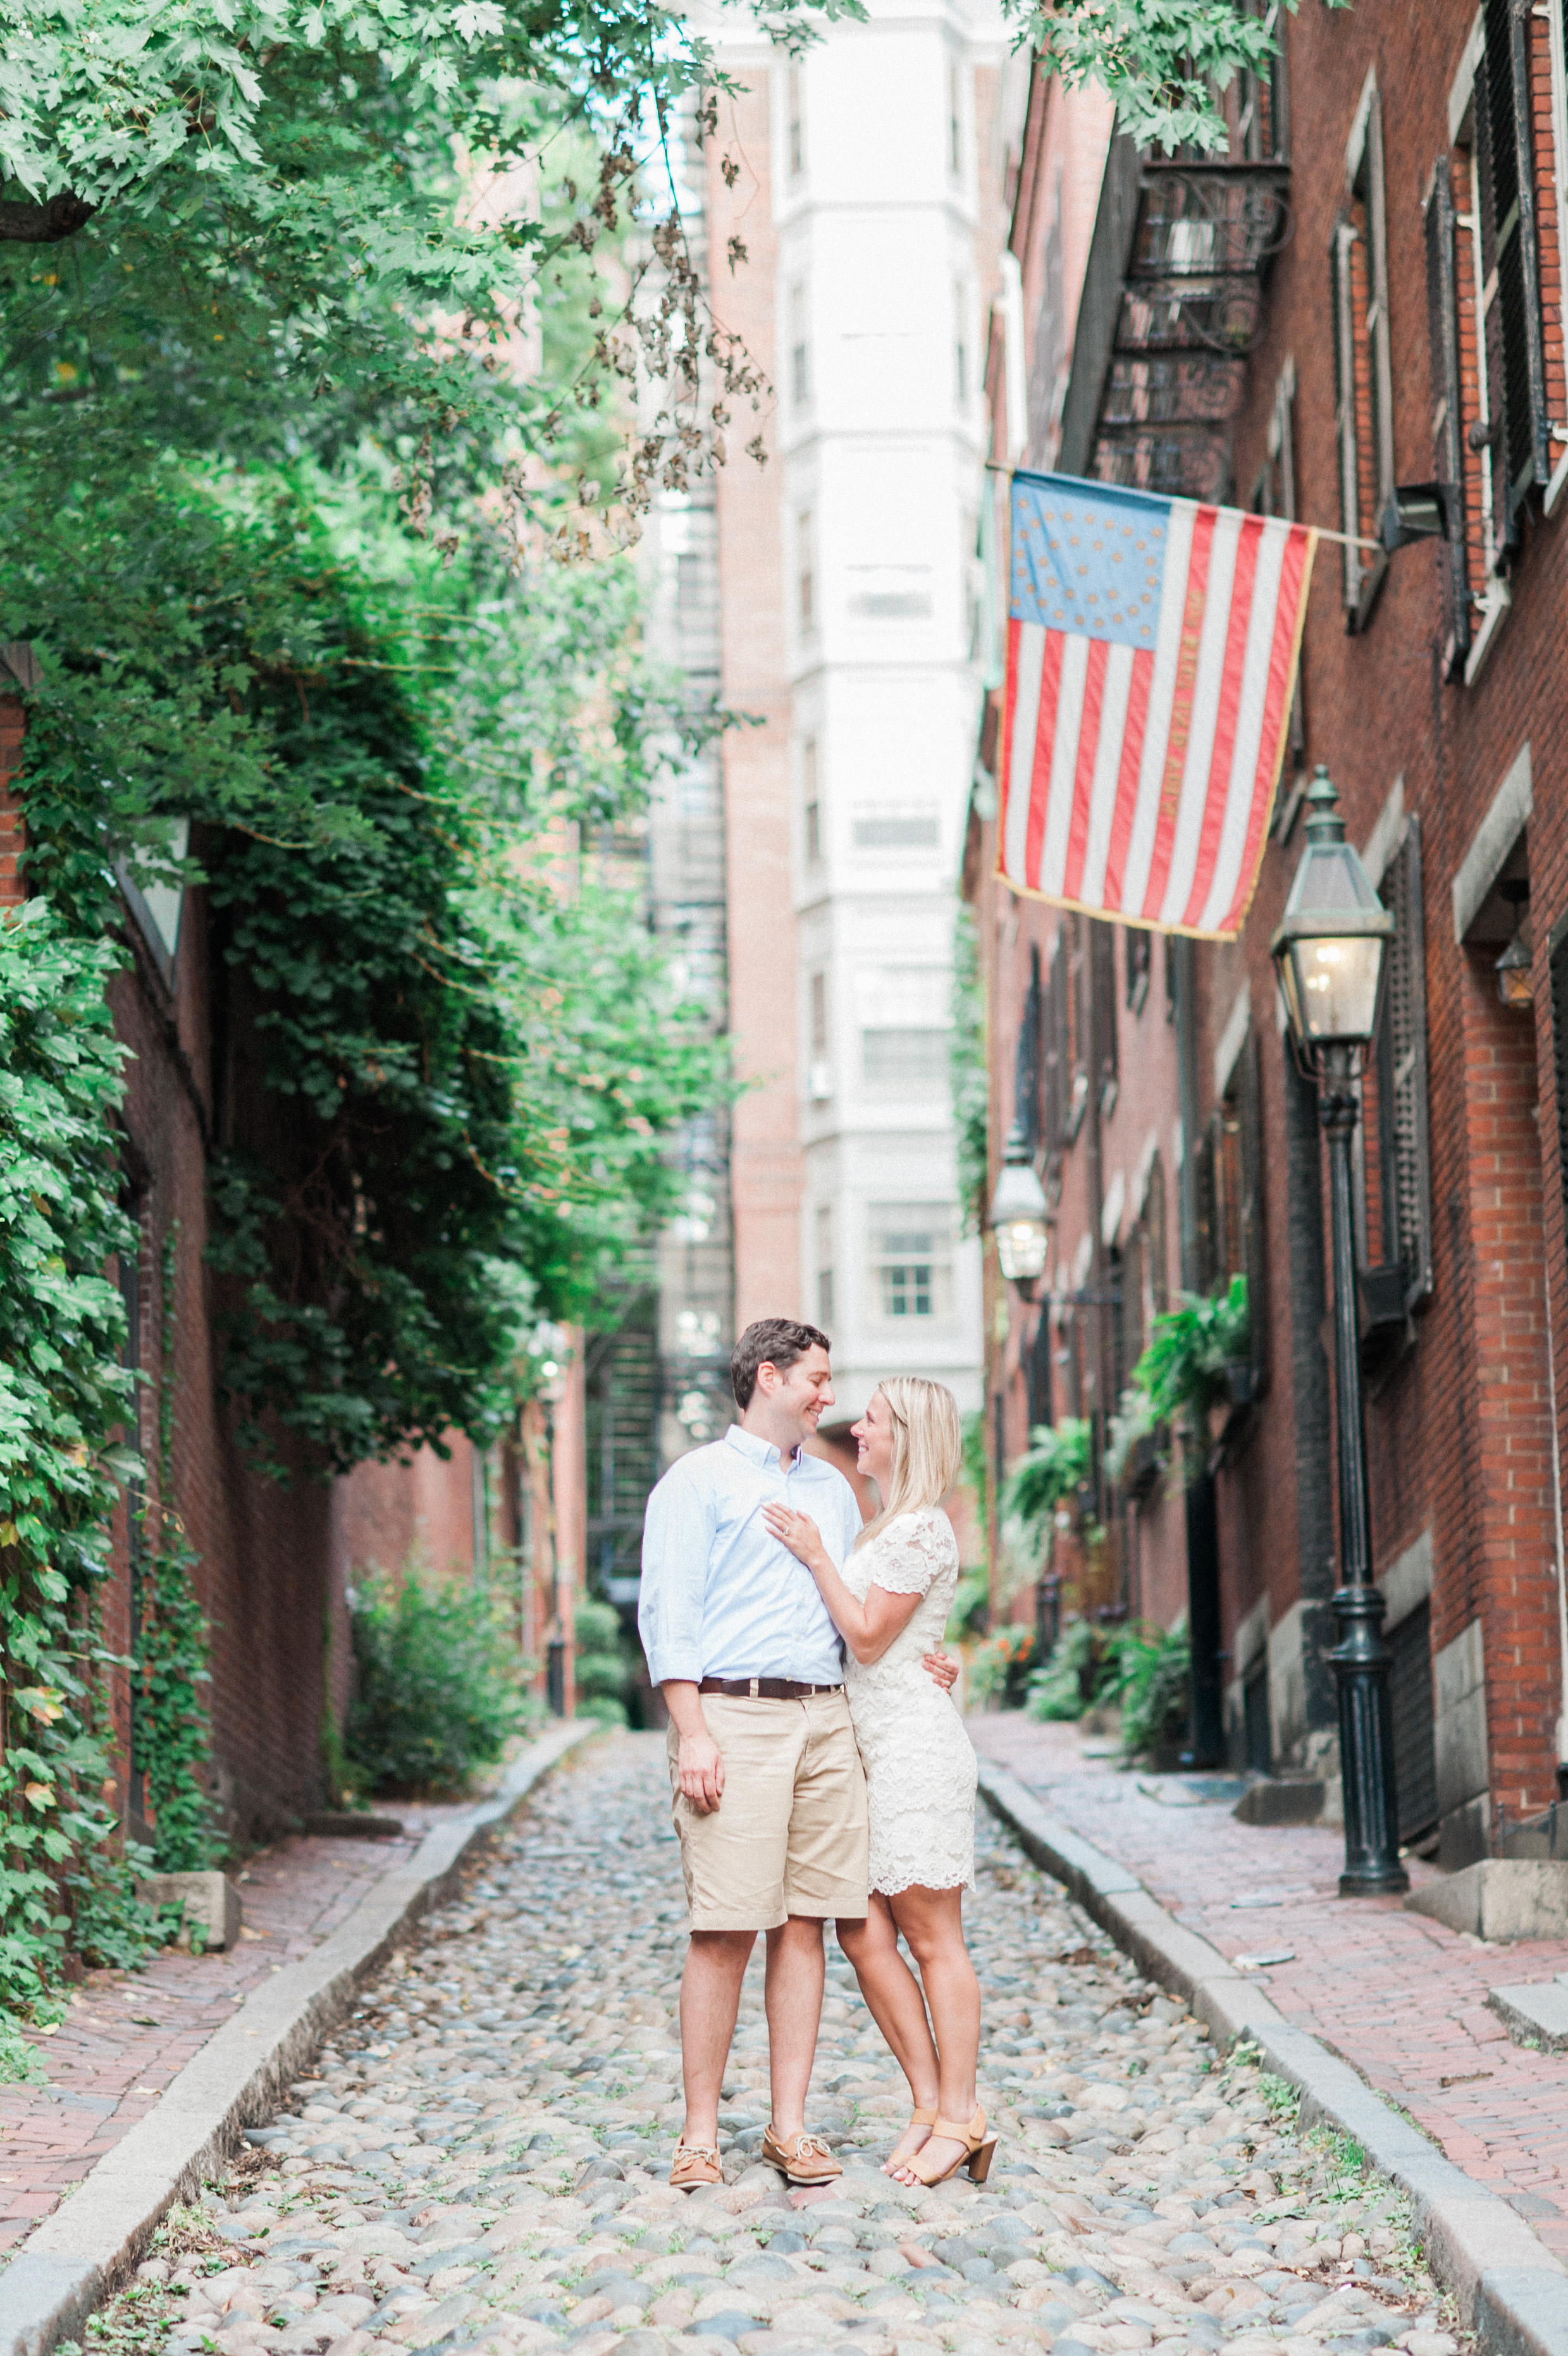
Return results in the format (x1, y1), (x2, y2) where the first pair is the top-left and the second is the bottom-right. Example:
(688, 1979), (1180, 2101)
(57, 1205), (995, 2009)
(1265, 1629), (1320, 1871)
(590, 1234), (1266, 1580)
(680, 1928), (755, 2149)
(763, 1913), (825, 2140)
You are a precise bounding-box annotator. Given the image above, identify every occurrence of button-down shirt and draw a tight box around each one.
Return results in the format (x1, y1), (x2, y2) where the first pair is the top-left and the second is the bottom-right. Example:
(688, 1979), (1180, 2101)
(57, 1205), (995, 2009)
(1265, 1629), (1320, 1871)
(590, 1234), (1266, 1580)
(638, 1424), (864, 1687)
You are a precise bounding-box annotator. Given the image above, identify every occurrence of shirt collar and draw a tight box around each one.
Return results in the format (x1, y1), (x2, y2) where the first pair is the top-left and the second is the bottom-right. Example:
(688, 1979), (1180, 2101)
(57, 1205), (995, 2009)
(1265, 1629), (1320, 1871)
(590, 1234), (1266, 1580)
(725, 1422), (803, 1471)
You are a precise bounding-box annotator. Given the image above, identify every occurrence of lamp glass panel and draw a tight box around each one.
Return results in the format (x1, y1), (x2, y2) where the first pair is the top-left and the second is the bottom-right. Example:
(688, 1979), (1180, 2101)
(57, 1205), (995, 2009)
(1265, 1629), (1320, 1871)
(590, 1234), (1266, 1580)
(996, 1220), (1049, 1282)
(1288, 934), (1384, 1043)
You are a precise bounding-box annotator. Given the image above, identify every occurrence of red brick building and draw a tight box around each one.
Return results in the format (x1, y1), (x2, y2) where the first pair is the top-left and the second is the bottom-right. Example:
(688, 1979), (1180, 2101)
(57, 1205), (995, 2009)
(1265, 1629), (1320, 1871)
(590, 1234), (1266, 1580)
(973, 1), (1568, 1867)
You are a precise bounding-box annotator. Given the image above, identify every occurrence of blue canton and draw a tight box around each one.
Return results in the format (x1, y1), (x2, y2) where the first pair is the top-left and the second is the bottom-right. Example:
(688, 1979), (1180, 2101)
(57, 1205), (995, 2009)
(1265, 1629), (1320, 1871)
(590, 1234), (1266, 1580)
(1009, 472), (1171, 651)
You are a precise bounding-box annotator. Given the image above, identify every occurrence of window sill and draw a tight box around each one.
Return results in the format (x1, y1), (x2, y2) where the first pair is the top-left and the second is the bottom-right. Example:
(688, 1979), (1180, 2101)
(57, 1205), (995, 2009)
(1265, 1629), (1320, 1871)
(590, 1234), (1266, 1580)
(1462, 581), (1511, 686)
(1546, 441), (1568, 519)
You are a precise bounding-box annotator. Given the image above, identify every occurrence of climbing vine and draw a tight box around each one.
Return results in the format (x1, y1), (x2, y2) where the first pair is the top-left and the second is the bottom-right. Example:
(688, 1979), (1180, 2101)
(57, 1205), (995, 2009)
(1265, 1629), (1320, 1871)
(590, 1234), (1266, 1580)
(0, 901), (166, 2016)
(132, 1228), (219, 1874)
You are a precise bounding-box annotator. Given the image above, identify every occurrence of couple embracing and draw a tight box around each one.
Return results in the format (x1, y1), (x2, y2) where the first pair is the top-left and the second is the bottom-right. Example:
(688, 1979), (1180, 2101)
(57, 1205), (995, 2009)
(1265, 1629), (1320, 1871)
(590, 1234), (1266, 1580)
(638, 1318), (992, 2198)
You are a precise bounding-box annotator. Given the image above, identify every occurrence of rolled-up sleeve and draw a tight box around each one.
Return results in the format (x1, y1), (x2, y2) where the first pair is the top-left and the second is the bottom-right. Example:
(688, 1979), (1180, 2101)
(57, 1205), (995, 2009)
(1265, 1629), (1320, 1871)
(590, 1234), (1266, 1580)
(639, 1466), (714, 1686)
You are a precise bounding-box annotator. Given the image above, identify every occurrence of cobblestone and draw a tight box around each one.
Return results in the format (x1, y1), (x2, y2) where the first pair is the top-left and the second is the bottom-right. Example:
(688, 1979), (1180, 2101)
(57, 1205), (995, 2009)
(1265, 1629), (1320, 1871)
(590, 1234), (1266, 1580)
(86, 1735), (1457, 2356)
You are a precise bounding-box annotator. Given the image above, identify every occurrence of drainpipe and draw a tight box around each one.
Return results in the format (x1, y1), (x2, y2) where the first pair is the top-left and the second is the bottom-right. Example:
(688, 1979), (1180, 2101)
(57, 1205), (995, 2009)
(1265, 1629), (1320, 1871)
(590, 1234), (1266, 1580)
(1546, 1267), (1568, 1793)
(1173, 937), (1201, 1290)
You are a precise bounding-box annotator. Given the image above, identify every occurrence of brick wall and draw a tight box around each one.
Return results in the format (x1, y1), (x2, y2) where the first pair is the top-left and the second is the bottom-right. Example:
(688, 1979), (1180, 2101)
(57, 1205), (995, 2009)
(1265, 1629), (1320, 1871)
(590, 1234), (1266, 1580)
(0, 694), (23, 906)
(978, 0), (1568, 1822)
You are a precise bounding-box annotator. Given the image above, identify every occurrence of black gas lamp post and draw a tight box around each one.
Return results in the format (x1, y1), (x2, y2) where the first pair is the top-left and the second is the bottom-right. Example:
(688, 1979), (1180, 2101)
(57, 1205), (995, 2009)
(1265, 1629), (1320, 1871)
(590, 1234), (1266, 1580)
(1271, 767), (1407, 1896)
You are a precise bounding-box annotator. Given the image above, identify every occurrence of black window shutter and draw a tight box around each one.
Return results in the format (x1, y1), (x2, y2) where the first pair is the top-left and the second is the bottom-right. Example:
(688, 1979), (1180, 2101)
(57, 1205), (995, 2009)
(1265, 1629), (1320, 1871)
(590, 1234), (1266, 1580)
(1331, 217), (1362, 612)
(1482, 0), (1549, 518)
(1044, 937), (1065, 1160)
(1017, 946), (1042, 1154)
(1424, 158), (1472, 672)
(1381, 820), (1435, 1309)
(1239, 1029), (1270, 1396)
(1194, 1118), (1218, 1295)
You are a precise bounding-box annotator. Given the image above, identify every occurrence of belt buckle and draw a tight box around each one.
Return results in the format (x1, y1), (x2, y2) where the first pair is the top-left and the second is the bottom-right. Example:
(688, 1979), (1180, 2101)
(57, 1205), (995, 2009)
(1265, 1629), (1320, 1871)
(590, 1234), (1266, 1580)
(749, 1677), (760, 1699)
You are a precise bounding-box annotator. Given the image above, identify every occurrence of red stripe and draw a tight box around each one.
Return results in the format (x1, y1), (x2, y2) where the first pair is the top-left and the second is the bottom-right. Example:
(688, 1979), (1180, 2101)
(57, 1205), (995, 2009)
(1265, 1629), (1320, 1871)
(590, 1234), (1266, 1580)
(1179, 514), (1263, 931)
(1102, 648), (1156, 913)
(1216, 524), (1311, 934)
(1139, 507), (1215, 922)
(1000, 616), (1023, 850)
(1024, 632), (1065, 889)
(1061, 638), (1109, 904)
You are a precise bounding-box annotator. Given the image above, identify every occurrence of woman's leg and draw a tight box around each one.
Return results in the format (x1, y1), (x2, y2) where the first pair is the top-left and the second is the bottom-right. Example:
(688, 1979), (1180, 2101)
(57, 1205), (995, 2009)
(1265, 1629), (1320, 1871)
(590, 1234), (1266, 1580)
(836, 1898), (941, 2170)
(885, 1885), (981, 2183)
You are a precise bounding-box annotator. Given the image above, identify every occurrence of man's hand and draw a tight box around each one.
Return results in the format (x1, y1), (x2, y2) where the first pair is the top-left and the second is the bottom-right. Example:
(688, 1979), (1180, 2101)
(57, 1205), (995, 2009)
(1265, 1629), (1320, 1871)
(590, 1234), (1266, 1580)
(922, 1650), (960, 1694)
(677, 1727), (725, 1813)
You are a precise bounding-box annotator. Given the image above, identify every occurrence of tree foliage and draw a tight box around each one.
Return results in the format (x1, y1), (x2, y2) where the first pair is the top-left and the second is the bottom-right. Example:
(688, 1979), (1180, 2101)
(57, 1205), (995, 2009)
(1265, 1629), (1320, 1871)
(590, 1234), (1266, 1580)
(0, 901), (171, 2013)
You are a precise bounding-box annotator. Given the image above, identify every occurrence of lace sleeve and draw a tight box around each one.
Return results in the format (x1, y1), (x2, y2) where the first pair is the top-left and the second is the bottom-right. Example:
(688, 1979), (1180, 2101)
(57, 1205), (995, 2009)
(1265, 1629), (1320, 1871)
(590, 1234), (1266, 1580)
(868, 1508), (958, 1597)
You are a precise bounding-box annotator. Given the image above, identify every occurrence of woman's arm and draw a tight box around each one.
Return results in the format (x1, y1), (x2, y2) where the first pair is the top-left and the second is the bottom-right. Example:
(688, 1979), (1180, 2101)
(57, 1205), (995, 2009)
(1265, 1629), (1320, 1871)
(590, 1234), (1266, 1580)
(761, 1504), (922, 1665)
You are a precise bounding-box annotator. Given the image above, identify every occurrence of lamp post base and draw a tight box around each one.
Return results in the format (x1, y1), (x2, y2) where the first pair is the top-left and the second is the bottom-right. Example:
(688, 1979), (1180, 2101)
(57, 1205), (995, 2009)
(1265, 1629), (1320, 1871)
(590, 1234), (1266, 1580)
(1331, 1582), (1409, 1896)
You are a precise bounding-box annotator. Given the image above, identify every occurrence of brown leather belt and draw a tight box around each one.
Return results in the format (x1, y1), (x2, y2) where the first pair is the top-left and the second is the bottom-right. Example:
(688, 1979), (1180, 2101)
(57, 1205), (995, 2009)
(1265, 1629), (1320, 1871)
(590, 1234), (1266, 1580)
(698, 1677), (843, 1700)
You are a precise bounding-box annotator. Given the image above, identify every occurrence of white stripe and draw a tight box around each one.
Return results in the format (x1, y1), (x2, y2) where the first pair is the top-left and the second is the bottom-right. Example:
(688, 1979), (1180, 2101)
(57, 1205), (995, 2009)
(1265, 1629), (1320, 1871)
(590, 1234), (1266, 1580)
(1003, 623), (1046, 882)
(1158, 508), (1244, 927)
(1079, 642), (1136, 909)
(1121, 502), (1197, 918)
(1195, 520), (1291, 934)
(1038, 635), (1090, 897)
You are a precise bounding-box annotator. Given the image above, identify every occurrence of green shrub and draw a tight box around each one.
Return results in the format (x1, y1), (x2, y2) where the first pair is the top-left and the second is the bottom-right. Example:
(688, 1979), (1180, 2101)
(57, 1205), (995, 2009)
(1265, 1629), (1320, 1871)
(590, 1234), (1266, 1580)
(967, 1624), (1039, 1707)
(1116, 1619), (1192, 1761)
(947, 1565), (990, 1643)
(575, 1597), (633, 1729)
(1023, 1615), (1192, 1751)
(1025, 1617), (1116, 1721)
(345, 1565), (528, 1794)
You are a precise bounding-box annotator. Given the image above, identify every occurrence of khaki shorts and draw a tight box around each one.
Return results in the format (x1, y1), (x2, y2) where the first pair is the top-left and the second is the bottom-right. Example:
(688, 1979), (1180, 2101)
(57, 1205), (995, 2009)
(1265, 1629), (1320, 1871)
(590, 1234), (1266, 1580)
(667, 1689), (869, 1932)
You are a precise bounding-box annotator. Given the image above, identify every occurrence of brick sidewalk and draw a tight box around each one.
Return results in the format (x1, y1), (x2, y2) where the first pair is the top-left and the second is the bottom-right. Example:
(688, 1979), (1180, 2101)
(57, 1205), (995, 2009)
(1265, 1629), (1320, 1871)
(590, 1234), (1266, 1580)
(970, 1712), (1568, 2261)
(0, 1795), (482, 2258)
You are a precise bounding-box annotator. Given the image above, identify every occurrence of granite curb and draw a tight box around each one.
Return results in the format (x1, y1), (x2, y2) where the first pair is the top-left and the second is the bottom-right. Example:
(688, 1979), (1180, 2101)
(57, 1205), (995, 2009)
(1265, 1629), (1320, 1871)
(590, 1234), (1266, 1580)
(0, 1720), (596, 2356)
(977, 1756), (1568, 2356)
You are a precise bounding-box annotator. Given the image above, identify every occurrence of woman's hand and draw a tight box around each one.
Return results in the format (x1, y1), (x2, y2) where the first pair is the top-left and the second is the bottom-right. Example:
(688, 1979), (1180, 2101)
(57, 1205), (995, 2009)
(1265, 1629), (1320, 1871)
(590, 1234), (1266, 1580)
(762, 1502), (829, 1574)
(922, 1650), (960, 1694)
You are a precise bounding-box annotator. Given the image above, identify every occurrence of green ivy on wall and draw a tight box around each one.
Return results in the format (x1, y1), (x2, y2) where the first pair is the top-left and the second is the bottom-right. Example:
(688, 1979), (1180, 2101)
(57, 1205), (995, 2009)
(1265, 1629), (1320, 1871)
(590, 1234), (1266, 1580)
(133, 1227), (219, 1875)
(0, 901), (166, 2016)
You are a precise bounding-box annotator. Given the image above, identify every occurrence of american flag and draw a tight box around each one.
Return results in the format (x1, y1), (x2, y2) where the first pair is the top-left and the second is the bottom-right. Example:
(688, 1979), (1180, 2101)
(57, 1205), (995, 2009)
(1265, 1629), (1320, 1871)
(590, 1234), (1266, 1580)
(997, 470), (1316, 941)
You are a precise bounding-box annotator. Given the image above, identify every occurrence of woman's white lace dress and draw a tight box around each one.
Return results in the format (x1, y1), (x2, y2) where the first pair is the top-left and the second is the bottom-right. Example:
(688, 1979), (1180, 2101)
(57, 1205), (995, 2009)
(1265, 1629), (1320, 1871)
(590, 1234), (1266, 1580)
(841, 1507), (977, 1895)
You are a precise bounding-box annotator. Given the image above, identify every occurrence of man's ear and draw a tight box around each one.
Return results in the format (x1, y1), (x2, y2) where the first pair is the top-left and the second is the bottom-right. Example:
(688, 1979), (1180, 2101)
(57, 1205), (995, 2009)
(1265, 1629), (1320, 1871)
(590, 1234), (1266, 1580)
(755, 1359), (779, 1397)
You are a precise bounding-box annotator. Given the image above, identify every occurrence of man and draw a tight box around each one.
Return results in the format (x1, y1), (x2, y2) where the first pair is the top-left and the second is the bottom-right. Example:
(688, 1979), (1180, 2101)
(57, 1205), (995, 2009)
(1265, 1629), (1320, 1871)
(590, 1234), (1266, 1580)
(639, 1317), (865, 2192)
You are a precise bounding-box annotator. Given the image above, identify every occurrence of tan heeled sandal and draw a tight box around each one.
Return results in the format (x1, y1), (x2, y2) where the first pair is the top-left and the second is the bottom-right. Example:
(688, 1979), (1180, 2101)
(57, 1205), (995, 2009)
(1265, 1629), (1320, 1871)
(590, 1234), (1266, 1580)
(901, 2104), (997, 2187)
(883, 2105), (938, 2173)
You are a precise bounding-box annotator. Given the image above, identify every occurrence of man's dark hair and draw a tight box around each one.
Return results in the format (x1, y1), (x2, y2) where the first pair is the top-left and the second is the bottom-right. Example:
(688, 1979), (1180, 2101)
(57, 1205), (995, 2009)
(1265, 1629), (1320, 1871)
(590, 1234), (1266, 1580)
(731, 1318), (831, 1410)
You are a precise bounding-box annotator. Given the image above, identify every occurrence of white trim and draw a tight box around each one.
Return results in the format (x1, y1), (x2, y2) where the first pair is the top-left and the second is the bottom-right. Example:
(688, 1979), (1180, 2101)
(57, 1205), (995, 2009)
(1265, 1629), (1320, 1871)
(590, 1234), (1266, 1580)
(1134, 1128), (1161, 1221)
(1463, 579), (1512, 685)
(1073, 1230), (1094, 1290)
(1378, 1527), (1433, 1634)
(1452, 740), (1533, 942)
(1448, 8), (1485, 145)
(1345, 64), (1378, 185)
(1101, 1169), (1126, 1250)
(1547, 442), (1568, 518)
(999, 252), (1028, 464)
(1213, 980), (1252, 1101)
(1361, 773), (1405, 889)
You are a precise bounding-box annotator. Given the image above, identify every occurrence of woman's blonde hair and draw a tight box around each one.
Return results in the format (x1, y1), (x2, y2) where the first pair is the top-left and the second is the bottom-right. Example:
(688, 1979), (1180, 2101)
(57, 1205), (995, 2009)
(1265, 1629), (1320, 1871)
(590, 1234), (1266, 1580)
(855, 1376), (964, 1546)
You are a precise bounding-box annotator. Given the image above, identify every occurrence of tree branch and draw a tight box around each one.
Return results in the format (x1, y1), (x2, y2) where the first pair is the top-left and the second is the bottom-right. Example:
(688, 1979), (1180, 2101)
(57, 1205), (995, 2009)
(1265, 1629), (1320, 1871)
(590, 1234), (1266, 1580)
(0, 194), (96, 244)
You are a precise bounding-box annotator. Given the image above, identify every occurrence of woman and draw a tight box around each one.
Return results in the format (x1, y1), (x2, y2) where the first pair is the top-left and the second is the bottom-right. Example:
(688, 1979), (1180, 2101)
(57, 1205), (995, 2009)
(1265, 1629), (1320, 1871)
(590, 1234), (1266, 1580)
(762, 1377), (991, 2189)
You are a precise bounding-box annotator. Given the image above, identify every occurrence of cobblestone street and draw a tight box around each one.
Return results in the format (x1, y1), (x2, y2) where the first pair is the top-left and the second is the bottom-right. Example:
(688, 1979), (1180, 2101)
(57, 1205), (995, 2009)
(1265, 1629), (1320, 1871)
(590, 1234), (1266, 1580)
(106, 1736), (1459, 2356)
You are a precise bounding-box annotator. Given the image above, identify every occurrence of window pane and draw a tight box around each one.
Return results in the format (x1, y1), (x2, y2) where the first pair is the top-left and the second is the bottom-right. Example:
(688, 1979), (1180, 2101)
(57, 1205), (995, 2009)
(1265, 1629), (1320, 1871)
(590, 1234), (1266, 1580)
(870, 1202), (954, 1321)
(861, 1027), (947, 1085)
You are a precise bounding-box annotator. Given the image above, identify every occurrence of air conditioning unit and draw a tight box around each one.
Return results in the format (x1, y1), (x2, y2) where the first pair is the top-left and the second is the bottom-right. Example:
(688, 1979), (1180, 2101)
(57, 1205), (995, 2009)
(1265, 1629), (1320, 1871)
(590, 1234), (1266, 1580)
(809, 1059), (833, 1101)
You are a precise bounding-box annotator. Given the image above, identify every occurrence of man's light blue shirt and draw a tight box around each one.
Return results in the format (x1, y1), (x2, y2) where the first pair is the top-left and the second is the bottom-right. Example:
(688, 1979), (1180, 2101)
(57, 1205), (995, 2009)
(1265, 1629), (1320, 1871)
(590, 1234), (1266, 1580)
(638, 1424), (864, 1687)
